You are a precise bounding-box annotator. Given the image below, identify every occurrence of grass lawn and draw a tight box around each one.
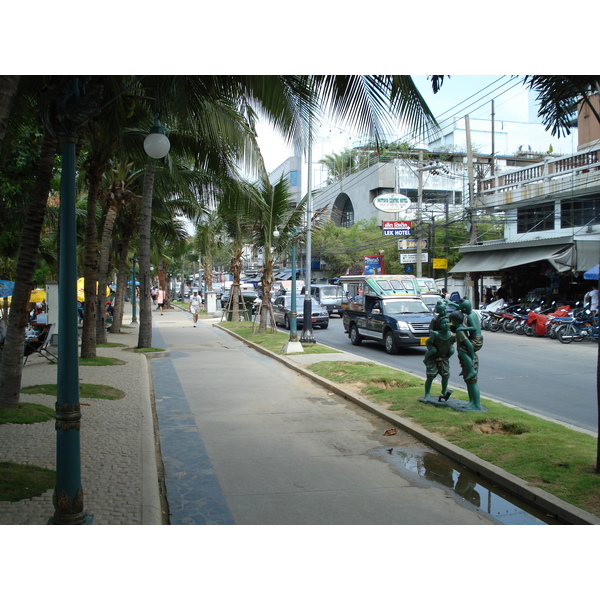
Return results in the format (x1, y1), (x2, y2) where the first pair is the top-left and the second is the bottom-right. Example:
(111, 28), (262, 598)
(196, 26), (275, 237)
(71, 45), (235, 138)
(218, 321), (339, 356)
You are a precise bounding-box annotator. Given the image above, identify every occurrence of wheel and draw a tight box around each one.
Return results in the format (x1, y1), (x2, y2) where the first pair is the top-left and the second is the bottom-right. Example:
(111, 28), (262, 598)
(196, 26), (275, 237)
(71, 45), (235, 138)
(525, 324), (534, 336)
(489, 320), (500, 332)
(502, 319), (515, 333)
(557, 323), (582, 344)
(514, 322), (525, 335)
(384, 330), (399, 355)
(284, 315), (290, 330)
(349, 324), (362, 346)
(320, 321), (329, 329)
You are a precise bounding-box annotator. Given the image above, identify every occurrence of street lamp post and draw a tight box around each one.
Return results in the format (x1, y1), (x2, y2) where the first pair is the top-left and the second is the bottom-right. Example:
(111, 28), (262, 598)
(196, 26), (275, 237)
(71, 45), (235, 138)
(49, 81), (169, 524)
(49, 78), (104, 525)
(282, 234), (303, 354)
(300, 119), (315, 344)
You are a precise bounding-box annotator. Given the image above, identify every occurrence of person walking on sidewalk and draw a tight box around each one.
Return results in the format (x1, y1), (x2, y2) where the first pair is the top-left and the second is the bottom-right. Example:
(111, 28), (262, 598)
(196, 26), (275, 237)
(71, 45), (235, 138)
(156, 286), (166, 315)
(189, 290), (202, 326)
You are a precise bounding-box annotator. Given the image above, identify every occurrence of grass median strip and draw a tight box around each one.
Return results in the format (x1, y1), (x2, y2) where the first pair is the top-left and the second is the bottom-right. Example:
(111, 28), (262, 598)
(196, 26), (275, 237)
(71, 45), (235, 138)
(218, 321), (339, 355)
(307, 360), (600, 517)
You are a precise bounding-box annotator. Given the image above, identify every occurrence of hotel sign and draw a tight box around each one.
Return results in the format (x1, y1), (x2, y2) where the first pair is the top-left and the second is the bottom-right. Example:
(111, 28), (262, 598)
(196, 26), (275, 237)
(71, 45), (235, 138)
(373, 193), (411, 214)
(383, 221), (412, 236)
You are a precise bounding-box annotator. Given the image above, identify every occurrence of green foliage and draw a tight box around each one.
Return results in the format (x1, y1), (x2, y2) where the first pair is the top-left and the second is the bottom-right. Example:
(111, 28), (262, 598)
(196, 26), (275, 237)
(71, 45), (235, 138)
(0, 402), (54, 424)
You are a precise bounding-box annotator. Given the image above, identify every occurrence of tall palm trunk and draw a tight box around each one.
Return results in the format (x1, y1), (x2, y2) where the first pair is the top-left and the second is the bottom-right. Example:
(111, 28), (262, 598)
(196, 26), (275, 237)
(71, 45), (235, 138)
(80, 166), (102, 358)
(258, 258), (274, 333)
(0, 75), (19, 153)
(109, 241), (130, 333)
(95, 198), (121, 344)
(137, 159), (155, 348)
(230, 247), (243, 321)
(0, 133), (57, 410)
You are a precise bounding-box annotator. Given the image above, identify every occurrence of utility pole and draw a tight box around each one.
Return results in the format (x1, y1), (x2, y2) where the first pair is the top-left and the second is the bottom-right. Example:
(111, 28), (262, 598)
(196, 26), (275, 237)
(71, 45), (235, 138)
(491, 100), (496, 177)
(416, 149), (424, 277)
(465, 114), (480, 308)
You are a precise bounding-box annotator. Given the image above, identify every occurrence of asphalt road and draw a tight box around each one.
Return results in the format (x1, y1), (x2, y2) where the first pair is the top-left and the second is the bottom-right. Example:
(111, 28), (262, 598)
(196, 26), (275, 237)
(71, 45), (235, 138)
(291, 315), (599, 434)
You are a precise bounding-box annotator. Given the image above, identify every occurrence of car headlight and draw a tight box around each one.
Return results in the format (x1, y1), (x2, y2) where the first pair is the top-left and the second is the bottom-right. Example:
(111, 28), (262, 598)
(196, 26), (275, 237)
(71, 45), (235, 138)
(397, 321), (410, 331)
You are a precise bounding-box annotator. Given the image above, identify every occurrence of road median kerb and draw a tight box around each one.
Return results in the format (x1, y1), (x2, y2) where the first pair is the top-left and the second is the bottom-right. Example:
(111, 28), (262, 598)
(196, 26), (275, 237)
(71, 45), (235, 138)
(213, 323), (600, 525)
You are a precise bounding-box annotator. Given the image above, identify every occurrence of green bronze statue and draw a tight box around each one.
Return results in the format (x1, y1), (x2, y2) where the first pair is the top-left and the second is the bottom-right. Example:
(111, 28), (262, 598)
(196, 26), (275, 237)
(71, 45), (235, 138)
(422, 316), (456, 401)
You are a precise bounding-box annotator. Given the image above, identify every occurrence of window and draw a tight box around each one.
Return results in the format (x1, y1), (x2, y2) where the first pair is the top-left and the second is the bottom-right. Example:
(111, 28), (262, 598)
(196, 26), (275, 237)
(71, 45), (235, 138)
(516, 202), (555, 234)
(560, 195), (600, 228)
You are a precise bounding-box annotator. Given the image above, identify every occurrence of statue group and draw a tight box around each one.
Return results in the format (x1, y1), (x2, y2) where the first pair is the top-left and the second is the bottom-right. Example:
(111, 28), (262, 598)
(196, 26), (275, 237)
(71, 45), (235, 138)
(420, 297), (486, 412)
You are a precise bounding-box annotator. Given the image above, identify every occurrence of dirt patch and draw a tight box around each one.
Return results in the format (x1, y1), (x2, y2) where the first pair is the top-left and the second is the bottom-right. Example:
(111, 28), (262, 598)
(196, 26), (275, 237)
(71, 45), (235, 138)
(473, 418), (529, 435)
(370, 378), (414, 390)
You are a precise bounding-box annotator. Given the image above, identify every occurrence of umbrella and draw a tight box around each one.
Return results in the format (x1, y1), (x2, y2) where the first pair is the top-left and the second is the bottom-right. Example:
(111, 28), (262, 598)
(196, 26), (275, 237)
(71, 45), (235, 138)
(584, 265), (599, 280)
(76, 278), (111, 302)
(29, 289), (46, 302)
(0, 280), (15, 298)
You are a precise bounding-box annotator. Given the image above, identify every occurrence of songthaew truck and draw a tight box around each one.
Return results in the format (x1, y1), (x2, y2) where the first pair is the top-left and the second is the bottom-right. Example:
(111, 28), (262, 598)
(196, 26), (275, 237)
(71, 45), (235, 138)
(340, 274), (434, 354)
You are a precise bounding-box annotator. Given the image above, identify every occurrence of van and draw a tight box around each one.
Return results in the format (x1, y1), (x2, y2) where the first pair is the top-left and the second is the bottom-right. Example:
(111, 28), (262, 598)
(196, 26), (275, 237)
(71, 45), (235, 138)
(339, 274), (433, 354)
(301, 283), (344, 316)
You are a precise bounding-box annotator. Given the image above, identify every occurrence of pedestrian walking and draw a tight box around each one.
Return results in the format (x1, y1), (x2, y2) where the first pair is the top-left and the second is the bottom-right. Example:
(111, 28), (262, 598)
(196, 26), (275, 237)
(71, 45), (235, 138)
(156, 287), (166, 315)
(189, 290), (202, 326)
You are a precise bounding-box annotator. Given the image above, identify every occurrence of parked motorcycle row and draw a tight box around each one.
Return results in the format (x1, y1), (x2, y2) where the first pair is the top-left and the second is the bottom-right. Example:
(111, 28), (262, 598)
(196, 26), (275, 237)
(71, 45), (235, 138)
(478, 299), (599, 344)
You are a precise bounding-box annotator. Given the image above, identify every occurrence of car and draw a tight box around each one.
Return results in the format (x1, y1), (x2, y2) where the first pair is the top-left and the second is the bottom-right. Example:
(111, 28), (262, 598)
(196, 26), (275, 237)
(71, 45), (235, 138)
(272, 295), (329, 329)
(302, 284), (344, 316)
(421, 293), (444, 312)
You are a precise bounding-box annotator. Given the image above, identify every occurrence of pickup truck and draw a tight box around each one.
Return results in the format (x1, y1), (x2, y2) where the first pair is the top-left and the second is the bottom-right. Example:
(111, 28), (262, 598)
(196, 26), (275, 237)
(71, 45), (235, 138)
(340, 275), (434, 354)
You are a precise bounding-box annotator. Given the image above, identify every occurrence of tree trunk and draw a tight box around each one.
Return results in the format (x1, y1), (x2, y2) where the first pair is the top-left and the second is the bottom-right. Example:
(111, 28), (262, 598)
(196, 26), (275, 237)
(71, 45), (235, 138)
(230, 249), (243, 321)
(109, 239), (130, 334)
(0, 75), (19, 153)
(137, 159), (155, 349)
(0, 133), (56, 410)
(258, 259), (273, 333)
(80, 166), (101, 358)
(95, 199), (121, 344)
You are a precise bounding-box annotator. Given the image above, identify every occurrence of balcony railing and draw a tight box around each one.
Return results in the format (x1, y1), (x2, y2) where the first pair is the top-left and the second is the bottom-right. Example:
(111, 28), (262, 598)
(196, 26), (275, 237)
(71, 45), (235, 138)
(478, 148), (600, 203)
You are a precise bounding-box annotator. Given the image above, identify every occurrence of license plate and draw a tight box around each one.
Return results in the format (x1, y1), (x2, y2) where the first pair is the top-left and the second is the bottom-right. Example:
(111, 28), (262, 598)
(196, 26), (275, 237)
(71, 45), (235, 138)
(419, 337), (427, 346)
(311, 318), (316, 322)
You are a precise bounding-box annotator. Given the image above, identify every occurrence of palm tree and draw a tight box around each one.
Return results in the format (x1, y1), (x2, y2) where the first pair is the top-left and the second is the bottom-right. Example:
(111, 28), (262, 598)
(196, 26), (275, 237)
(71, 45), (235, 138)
(0, 75), (19, 152)
(248, 176), (306, 333)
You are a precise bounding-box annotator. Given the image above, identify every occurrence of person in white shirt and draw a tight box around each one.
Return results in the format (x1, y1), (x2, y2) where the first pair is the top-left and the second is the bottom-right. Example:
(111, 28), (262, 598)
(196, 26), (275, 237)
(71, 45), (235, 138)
(584, 283), (598, 316)
(189, 290), (202, 327)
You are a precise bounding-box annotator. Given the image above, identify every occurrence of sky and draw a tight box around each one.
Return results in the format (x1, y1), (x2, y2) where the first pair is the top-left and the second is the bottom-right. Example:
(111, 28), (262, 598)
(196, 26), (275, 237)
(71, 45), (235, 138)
(255, 75), (538, 175)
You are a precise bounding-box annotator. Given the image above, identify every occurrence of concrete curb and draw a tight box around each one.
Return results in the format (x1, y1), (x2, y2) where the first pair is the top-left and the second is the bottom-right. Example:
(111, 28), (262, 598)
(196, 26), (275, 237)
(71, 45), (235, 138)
(140, 353), (163, 525)
(214, 323), (600, 525)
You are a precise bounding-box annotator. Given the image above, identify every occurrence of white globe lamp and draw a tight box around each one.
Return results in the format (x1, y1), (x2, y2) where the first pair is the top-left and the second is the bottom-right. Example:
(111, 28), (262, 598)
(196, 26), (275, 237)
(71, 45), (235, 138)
(144, 118), (170, 159)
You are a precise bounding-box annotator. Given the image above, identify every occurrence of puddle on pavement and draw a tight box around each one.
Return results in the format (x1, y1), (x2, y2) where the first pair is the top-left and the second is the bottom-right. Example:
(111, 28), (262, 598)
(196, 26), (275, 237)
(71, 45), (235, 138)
(373, 447), (565, 525)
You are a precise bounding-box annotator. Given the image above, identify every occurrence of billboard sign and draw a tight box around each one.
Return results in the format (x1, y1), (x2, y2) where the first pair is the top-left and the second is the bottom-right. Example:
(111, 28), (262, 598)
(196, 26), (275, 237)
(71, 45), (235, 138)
(364, 255), (385, 274)
(398, 252), (429, 264)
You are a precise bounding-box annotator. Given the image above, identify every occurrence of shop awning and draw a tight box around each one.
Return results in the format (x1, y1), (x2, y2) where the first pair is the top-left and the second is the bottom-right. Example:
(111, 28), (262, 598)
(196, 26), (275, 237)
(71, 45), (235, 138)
(449, 240), (572, 273)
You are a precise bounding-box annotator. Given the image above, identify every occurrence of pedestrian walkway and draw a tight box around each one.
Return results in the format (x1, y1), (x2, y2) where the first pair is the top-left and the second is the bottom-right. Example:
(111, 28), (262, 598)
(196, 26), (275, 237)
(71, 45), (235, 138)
(0, 311), (161, 525)
(150, 308), (494, 525)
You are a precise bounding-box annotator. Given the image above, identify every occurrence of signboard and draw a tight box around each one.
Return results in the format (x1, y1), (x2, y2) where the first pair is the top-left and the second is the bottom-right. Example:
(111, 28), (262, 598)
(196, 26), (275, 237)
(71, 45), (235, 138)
(398, 252), (429, 264)
(364, 254), (385, 274)
(373, 193), (411, 214)
(433, 258), (448, 269)
(397, 238), (428, 250)
(382, 220), (412, 236)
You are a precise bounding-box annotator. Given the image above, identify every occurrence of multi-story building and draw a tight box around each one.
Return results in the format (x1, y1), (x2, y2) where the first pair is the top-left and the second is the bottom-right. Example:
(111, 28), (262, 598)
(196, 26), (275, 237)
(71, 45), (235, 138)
(450, 93), (600, 304)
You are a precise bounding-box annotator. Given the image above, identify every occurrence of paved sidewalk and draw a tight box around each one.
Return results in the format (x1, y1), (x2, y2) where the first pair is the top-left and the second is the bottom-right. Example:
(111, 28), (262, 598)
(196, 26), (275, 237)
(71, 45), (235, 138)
(0, 309), (162, 525)
(150, 308), (495, 525)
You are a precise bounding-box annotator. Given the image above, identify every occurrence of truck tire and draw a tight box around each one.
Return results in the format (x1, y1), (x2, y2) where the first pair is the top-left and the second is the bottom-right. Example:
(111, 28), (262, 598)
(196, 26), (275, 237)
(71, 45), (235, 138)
(349, 324), (362, 346)
(384, 330), (399, 354)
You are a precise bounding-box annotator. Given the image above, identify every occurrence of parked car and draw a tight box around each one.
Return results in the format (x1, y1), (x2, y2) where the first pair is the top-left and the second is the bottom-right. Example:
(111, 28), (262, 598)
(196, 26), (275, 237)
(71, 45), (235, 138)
(272, 295), (329, 329)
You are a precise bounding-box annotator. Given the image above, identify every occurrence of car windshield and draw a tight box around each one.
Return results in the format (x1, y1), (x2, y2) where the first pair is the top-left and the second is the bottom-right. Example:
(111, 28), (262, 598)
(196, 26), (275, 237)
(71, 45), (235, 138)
(318, 286), (342, 299)
(383, 299), (430, 315)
